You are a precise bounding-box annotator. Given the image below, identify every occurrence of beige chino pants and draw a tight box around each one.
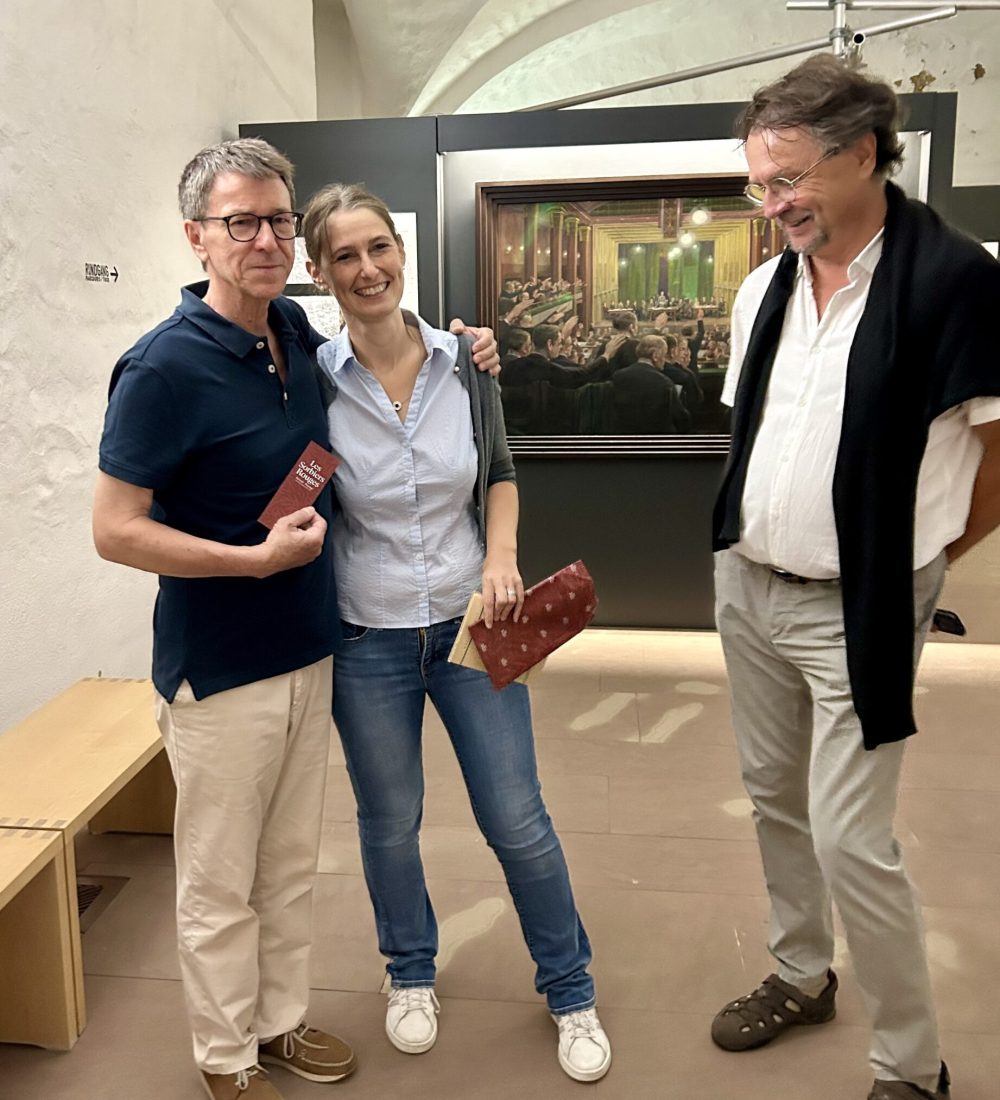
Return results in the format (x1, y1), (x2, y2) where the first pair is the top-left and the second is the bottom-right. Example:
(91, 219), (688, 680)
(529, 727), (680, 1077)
(714, 550), (946, 1090)
(155, 657), (333, 1074)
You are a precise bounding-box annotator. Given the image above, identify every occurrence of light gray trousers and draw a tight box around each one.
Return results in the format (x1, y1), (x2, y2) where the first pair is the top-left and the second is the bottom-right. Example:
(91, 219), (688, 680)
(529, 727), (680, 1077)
(714, 549), (946, 1089)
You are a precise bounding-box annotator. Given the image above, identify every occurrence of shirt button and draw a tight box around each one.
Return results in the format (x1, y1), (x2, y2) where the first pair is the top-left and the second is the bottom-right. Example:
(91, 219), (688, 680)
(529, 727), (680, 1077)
(256, 341), (265, 350)
(454, 365), (461, 374)
(267, 364), (276, 374)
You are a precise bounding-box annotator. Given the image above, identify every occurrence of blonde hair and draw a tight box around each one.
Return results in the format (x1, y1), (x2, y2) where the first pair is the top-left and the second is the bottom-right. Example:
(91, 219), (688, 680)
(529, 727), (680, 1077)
(302, 182), (400, 267)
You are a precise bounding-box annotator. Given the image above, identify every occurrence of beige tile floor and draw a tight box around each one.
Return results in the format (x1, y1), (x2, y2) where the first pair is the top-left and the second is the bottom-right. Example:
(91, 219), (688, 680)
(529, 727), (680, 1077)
(1, 631), (998, 1099)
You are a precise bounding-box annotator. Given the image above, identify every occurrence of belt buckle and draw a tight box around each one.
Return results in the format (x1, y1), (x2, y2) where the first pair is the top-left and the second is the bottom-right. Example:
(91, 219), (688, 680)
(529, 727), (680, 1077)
(770, 567), (810, 585)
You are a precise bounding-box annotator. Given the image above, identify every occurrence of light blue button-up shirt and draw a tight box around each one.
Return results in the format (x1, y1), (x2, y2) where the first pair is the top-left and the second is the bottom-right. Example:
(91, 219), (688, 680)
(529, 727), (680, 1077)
(318, 317), (484, 628)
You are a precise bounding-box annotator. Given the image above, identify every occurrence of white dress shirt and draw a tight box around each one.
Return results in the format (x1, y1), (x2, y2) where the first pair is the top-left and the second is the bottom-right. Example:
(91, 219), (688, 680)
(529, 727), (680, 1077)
(318, 317), (484, 628)
(722, 233), (1000, 577)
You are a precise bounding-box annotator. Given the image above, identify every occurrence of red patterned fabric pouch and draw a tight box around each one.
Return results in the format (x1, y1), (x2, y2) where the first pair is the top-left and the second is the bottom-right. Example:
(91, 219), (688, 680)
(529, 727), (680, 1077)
(466, 561), (598, 689)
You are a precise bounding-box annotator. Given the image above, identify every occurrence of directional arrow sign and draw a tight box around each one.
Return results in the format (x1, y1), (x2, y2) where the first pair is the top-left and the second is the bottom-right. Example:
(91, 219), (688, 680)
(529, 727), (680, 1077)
(110, 266), (119, 282)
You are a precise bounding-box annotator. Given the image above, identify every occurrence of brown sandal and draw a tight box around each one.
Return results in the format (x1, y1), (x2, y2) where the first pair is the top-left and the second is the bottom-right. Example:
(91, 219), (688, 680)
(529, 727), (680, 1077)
(711, 970), (837, 1051)
(867, 1062), (951, 1100)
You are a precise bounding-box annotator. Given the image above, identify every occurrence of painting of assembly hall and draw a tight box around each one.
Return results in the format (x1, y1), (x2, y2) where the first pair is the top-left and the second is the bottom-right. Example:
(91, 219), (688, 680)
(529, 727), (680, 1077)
(482, 179), (782, 439)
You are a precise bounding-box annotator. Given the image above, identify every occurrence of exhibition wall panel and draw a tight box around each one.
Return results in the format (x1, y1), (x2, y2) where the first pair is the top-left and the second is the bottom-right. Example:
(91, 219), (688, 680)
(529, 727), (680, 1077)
(242, 95), (958, 628)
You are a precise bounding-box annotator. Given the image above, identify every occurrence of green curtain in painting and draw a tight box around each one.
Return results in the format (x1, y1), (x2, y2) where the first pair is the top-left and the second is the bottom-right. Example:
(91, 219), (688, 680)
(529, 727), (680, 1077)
(617, 243), (664, 304)
(620, 241), (716, 303)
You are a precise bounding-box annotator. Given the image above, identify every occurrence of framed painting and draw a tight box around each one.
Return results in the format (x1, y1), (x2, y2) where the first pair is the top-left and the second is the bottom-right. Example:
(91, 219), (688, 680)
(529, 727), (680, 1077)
(476, 174), (778, 446)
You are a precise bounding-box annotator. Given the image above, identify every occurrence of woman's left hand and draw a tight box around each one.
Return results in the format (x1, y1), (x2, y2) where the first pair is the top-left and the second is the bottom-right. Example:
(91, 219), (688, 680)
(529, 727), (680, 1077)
(450, 319), (500, 376)
(481, 555), (524, 627)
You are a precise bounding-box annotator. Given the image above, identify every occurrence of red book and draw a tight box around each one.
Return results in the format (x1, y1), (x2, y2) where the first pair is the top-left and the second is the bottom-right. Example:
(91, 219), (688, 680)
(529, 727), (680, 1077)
(258, 441), (340, 529)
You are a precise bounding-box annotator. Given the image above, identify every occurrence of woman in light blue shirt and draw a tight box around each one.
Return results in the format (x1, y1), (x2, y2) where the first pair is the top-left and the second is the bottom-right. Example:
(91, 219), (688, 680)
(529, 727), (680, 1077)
(302, 183), (610, 1084)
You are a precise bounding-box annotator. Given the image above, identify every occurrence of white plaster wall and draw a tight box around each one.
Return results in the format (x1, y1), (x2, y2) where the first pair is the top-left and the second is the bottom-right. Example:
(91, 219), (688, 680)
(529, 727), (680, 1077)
(0, 0), (317, 729)
(315, 0), (364, 118)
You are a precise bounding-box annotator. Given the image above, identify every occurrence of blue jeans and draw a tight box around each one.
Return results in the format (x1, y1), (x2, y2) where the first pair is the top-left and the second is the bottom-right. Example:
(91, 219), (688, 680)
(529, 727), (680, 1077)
(332, 617), (595, 1014)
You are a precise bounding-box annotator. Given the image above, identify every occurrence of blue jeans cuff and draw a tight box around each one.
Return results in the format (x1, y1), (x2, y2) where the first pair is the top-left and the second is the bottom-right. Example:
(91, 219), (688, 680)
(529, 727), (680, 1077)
(550, 996), (596, 1016)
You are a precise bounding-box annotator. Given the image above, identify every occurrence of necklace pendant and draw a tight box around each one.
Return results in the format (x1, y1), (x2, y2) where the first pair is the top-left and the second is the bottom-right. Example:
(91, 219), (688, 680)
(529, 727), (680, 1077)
(392, 400), (403, 411)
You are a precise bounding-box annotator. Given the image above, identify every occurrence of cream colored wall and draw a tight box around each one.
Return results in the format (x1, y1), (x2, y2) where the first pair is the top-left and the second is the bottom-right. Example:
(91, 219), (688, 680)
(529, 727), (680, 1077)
(315, 0), (363, 118)
(0, 0), (317, 728)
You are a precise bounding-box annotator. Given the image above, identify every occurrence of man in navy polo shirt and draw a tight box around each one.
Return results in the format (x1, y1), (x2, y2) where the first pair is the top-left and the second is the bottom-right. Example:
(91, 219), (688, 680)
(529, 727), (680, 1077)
(93, 138), (498, 1100)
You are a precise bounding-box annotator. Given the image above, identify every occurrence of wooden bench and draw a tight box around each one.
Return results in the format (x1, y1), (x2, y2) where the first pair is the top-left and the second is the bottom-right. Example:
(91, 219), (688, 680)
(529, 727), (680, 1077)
(0, 677), (176, 1049)
(0, 829), (77, 1049)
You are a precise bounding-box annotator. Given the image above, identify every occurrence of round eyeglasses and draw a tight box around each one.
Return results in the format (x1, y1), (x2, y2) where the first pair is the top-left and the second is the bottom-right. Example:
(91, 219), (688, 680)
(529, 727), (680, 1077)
(744, 148), (838, 207)
(198, 211), (303, 242)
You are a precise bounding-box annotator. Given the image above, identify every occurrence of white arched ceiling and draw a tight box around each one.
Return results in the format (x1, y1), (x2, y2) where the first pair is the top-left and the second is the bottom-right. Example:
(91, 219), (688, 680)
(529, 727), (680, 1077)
(316, 0), (1000, 185)
(334, 0), (489, 117)
(407, 0), (659, 116)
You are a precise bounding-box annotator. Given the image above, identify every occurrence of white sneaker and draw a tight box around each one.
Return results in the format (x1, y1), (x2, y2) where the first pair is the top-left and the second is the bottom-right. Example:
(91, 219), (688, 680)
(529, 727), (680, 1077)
(386, 986), (440, 1054)
(552, 1007), (612, 1082)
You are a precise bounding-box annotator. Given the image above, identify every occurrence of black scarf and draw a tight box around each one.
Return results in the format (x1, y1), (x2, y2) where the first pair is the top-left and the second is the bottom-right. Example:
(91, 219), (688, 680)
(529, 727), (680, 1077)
(714, 182), (1000, 749)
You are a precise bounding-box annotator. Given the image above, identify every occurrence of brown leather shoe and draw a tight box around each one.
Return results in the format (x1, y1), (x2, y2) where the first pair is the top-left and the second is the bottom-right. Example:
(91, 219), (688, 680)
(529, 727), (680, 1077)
(200, 1065), (282, 1099)
(711, 970), (837, 1051)
(868, 1062), (951, 1099)
(259, 1022), (357, 1082)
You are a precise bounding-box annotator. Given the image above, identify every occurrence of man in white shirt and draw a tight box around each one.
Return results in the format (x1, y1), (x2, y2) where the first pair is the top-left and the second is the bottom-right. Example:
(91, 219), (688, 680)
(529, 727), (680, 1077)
(710, 55), (1000, 1100)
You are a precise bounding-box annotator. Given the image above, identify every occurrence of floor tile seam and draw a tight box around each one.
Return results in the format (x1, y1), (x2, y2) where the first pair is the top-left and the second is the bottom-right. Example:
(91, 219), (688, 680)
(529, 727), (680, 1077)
(604, 829), (758, 841)
(896, 840), (1000, 855)
(77, 860), (177, 873)
(80, 970), (183, 986)
(899, 783), (1000, 791)
(322, 869), (771, 898)
(919, 901), (1000, 917)
(568, 831), (761, 847)
(575, 883), (770, 899)
(312, 869), (771, 901)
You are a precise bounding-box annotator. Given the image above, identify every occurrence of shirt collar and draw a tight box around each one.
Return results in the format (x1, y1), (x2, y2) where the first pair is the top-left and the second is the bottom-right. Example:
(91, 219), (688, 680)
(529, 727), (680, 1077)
(178, 281), (298, 358)
(320, 313), (458, 375)
(797, 227), (886, 288)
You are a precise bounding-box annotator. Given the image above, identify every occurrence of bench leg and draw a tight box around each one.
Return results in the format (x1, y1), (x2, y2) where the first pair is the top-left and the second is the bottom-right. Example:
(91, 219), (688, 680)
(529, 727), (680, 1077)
(0, 837), (80, 1050)
(89, 749), (176, 835)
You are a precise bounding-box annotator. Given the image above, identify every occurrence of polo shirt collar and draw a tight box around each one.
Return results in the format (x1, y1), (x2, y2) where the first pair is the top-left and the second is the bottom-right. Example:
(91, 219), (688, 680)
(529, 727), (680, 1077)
(178, 281), (298, 358)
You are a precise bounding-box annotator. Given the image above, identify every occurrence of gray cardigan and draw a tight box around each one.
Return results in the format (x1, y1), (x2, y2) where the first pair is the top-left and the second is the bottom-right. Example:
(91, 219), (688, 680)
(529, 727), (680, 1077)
(320, 330), (516, 546)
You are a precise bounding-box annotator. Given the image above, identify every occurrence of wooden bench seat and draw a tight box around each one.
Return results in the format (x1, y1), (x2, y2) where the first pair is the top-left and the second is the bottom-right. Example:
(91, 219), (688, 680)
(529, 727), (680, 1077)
(0, 677), (176, 1049)
(0, 829), (77, 1050)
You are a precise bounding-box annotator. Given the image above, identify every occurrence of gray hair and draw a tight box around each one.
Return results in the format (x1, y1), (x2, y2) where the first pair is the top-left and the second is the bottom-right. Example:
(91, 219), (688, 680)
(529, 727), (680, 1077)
(178, 138), (296, 220)
(302, 182), (401, 267)
(735, 53), (905, 177)
(637, 334), (667, 360)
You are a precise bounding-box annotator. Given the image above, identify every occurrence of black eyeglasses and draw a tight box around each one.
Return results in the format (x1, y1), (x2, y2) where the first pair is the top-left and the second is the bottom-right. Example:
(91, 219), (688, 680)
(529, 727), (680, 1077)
(198, 211), (303, 242)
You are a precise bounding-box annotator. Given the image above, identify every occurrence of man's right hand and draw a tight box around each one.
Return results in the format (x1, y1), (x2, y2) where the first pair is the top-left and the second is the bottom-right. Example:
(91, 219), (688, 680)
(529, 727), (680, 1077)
(604, 332), (629, 358)
(252, 506), (327, 578)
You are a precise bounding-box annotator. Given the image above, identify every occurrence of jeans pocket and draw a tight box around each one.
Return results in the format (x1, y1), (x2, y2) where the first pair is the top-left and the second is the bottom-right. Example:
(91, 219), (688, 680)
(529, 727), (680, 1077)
(340, 620), (372, 643)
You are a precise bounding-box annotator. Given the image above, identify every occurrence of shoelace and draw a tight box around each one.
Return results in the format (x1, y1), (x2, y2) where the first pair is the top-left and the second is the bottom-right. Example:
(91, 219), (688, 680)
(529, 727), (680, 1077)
(280, 1023), (329, 1060)
(234, 1065), (268, 1092)
(388, 987), (440, 1015)
(558, 1008), (601, 1044)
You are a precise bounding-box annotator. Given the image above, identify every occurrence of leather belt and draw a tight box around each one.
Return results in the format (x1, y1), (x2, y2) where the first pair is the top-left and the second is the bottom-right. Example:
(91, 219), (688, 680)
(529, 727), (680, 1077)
(769, 568), (839, 585)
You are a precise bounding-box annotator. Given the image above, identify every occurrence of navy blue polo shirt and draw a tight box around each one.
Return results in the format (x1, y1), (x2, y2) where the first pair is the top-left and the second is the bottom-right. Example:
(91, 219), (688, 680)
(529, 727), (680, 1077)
(99, 282), (341, 702)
